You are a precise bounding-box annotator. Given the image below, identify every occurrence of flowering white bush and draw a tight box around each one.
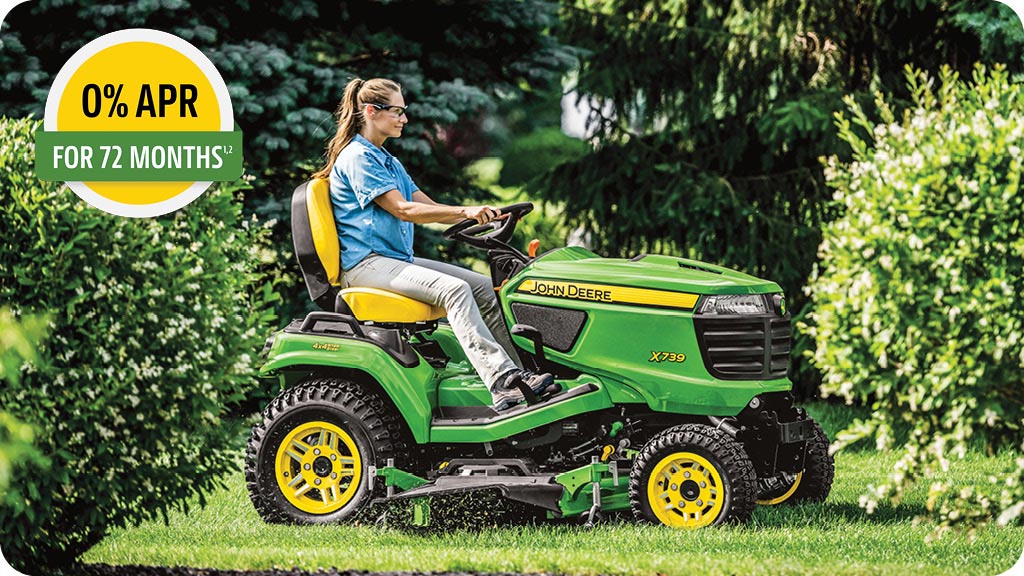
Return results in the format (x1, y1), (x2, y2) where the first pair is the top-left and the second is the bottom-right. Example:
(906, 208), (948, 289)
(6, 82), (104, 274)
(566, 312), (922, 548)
(804, 63), (1023, 536)
(0, 117), (279, 569)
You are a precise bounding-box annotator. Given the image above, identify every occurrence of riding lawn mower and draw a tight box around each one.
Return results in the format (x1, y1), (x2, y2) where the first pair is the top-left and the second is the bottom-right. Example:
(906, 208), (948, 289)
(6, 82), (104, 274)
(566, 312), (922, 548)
(244, 178), (835, 529)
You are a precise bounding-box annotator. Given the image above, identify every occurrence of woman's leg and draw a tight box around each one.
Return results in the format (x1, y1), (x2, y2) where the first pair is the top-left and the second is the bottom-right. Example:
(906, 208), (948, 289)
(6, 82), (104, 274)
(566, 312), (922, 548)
(412, 257), (524, 369)
(344, 254), (518, 387)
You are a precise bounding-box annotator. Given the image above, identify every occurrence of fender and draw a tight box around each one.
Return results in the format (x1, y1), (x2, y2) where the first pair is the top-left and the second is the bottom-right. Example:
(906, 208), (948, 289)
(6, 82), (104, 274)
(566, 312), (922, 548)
(259, 328), (436, 443)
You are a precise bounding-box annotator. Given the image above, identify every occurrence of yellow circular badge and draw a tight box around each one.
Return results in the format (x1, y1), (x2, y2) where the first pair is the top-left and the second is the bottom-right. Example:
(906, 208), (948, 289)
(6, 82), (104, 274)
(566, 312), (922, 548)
(41, 29), (239, 217)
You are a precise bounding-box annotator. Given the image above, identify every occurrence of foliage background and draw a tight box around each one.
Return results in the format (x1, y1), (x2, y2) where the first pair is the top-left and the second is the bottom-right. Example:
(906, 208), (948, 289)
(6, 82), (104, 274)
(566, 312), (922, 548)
(0, 117), (279, 570)
(807, 62), (1024, 534)
(537, 0), (1024, 397)
(0, 307), (49, 508)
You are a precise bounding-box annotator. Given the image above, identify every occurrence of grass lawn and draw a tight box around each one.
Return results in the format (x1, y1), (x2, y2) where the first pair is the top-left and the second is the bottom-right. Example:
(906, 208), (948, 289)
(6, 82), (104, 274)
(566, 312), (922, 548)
(82, 404), (1024, 576)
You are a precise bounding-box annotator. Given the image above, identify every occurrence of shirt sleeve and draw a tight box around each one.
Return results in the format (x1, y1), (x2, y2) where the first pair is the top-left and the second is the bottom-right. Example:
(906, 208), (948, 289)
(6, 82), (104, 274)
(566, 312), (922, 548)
(339, 149), (399, 209)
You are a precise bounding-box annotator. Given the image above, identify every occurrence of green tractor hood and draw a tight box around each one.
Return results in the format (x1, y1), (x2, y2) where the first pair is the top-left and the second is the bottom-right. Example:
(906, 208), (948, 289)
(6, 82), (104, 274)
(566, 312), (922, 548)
(518, 246), (781, 296)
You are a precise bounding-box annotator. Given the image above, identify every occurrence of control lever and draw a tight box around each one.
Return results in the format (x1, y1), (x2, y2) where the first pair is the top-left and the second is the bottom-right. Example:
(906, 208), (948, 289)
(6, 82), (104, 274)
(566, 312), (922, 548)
(510, 323), (546, 370)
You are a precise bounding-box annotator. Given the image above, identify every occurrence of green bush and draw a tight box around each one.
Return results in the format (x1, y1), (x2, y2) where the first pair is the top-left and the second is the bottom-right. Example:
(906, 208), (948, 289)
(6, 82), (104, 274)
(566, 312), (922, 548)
(0, 308), (50, 498)
(498, 127), (591, 187)
(804, 63), (1023, 534)
(0, 116), (279, 569)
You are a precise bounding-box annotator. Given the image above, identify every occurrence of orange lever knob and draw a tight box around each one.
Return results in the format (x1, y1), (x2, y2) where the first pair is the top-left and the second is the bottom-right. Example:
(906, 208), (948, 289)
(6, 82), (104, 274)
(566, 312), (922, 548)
(528, 239), (540, 258)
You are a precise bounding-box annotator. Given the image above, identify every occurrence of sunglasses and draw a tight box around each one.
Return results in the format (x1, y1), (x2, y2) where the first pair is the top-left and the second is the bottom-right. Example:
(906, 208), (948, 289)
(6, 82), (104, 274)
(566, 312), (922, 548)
(367, 102), (409, 117)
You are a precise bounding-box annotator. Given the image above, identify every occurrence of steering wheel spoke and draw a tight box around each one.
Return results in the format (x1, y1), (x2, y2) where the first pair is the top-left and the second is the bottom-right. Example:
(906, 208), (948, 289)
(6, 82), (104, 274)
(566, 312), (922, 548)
(460, 220), (501, 238)
(442, 202), (534, 253)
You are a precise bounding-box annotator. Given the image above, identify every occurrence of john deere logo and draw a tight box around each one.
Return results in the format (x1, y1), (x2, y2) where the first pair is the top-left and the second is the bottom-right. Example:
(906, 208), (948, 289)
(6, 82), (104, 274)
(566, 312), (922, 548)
(522, 280), (613, 303)
(516, 279), (699, 310)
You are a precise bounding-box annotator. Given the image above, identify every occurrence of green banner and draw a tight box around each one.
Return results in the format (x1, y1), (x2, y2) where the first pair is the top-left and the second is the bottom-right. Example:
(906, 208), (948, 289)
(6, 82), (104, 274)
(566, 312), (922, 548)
(35, 130), (243, 182)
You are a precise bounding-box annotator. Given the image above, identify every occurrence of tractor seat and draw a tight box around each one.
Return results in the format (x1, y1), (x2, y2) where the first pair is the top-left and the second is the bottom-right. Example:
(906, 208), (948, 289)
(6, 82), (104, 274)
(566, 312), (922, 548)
(291, 178), (446, 324)
(339, 286), (445, 323)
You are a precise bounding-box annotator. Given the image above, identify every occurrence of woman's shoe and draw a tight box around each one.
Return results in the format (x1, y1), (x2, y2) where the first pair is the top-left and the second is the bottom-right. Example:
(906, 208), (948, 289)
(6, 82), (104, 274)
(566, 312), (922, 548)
(490, 383), (525, 412)
(492, 369), (559, 410)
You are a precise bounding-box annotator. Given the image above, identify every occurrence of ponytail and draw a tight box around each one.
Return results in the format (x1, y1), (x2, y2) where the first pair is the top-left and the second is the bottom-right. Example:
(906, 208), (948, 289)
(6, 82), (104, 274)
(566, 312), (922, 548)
(312, 77), (402, 180)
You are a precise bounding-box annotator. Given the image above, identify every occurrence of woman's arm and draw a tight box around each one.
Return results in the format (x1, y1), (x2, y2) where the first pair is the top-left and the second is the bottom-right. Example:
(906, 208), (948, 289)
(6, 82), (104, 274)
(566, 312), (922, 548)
(374, 189), (499, 225)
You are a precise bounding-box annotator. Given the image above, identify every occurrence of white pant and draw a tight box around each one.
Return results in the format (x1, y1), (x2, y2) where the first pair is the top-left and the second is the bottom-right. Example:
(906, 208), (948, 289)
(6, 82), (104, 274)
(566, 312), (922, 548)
(343, 254), (522, 388)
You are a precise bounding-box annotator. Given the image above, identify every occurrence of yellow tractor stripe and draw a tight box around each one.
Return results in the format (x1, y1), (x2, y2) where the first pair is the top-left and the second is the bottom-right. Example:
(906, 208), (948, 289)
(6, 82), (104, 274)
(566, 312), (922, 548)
(517, 279), (699, 310)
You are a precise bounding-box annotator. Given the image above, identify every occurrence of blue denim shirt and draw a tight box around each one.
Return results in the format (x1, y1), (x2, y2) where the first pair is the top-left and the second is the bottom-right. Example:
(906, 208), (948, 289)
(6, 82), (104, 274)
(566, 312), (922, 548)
(330, 134), (418, 271)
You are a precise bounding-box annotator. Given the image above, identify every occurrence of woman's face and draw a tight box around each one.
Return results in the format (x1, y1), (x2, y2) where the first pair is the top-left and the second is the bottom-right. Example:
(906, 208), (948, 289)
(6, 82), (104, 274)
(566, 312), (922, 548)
(366, 92), (408, 139)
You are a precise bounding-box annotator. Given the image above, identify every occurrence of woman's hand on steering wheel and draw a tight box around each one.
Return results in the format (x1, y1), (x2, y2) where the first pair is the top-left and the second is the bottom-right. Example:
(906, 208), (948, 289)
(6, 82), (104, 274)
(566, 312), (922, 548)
(442, 202), (534, 244)
(462, 205), (505, 225)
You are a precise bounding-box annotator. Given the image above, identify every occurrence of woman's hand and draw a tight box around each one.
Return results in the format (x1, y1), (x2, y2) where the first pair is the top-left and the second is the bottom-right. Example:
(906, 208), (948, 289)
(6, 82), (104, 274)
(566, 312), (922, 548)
(463, 205), (503, 225)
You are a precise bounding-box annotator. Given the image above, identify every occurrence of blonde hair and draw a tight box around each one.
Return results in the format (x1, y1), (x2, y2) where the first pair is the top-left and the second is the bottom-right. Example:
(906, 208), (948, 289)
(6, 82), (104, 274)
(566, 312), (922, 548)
(312, 77), (402, 180)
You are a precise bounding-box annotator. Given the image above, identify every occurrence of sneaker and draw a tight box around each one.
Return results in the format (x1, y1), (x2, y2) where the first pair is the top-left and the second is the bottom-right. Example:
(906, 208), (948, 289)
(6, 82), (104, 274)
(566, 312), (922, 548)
(490, 381), (526, 412)
(498, 369), (558, 398)
(518, 369), (557, 397)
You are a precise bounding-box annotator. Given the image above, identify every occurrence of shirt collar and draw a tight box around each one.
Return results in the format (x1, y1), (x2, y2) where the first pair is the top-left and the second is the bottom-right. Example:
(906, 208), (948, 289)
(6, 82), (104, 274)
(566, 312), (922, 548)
(353, 134), (394, 167)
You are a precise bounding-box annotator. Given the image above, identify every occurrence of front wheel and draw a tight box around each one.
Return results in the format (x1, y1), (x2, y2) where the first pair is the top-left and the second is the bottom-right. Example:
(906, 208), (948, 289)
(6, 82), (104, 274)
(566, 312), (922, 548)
(629, 424), (757, 528)
(756, 418), (834, 505)
(244, 377), (407, 524)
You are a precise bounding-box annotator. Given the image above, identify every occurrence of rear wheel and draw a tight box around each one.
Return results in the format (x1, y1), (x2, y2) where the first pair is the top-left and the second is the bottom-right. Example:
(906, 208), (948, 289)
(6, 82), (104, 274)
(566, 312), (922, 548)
(629, 424), (757, 528)
(756, 418), (834, 505)
(245, 377), (407, 524)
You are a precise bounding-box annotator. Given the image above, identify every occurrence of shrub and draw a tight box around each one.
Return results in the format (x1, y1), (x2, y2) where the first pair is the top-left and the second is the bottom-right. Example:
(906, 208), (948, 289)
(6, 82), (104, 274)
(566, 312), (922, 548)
(498, 127), (590, 187)
(0, 308), (50, 497)
(804, 63), (1023, 535)
(0, 116), (279, 569)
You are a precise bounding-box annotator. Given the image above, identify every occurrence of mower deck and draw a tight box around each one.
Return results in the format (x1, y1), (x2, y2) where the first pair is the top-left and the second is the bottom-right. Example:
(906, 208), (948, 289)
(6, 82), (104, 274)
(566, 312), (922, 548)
(374, 457), (628, 525)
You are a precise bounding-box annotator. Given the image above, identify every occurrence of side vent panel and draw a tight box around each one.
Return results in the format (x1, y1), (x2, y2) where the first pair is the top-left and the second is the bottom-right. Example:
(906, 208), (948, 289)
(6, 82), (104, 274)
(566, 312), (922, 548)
(509, 303), (587, 353)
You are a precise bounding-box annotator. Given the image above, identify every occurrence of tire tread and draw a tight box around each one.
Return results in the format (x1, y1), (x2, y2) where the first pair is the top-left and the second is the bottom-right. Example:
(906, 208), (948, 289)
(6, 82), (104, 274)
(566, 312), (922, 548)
(244, 377), (408, 524)
(628, 423), (757, 526)
(791, 418), (834, 503)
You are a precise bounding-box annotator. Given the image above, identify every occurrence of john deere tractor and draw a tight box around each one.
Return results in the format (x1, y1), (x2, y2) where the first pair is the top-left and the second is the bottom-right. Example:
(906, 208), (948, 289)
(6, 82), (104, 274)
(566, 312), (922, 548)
(244, 179), (834, 529)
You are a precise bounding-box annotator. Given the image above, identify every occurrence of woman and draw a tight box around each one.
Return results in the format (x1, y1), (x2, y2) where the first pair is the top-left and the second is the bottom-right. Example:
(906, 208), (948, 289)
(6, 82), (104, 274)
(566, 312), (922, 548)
(312, 77), (555, 412)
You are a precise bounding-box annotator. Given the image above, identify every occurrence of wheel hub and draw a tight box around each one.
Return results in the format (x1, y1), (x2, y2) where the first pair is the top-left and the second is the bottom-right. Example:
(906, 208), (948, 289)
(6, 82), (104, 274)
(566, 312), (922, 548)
(646, 451), (726, 528)
(274, 421), (362, 515)
(313, 456), (333, 477)
(679, 479), (700, 500)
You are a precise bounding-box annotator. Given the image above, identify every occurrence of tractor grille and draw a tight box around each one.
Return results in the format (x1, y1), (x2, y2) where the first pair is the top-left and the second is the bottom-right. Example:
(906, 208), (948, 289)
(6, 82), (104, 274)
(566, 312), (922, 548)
(693, 316), (791, 380)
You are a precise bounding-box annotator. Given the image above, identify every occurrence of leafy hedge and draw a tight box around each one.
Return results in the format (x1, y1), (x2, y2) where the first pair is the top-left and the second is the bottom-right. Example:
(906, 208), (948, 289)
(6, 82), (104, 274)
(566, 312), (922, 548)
(0, 308), (50, 498)
(805, 63), (1023, 533)
(0, 116), (279, 569)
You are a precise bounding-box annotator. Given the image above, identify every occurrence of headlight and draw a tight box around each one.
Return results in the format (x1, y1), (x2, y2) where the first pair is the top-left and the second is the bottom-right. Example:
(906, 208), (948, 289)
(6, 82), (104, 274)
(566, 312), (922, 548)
(696, 294), (768, 315)
(260, 334), (276, 357)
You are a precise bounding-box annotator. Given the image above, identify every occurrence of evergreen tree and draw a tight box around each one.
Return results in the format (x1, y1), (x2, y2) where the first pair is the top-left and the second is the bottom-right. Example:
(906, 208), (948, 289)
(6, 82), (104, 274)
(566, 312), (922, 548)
(537, 0), (1024, 397)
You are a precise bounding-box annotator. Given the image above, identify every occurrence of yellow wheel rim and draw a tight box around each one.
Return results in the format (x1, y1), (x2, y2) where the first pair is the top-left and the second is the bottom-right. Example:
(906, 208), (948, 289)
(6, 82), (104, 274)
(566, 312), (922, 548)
(757, 472), (803, 505)
(274, 420), (362, 515)
(647, 451), (726, 528)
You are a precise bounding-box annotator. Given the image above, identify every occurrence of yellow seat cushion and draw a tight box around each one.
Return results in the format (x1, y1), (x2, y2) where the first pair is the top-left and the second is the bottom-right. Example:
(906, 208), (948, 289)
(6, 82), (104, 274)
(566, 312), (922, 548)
(306, 179), (342, 286)
(304, 179), (446, 323)
(340, 287), (446, 323)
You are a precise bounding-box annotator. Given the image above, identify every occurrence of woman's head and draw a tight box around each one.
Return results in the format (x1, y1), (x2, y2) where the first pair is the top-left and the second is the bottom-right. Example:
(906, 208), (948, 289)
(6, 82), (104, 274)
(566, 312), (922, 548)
(313, 77), (407, 179)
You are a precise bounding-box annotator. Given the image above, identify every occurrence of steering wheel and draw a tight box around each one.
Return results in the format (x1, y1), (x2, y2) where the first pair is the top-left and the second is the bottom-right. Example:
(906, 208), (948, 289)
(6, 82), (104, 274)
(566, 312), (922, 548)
(442, 202), (534, 249)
